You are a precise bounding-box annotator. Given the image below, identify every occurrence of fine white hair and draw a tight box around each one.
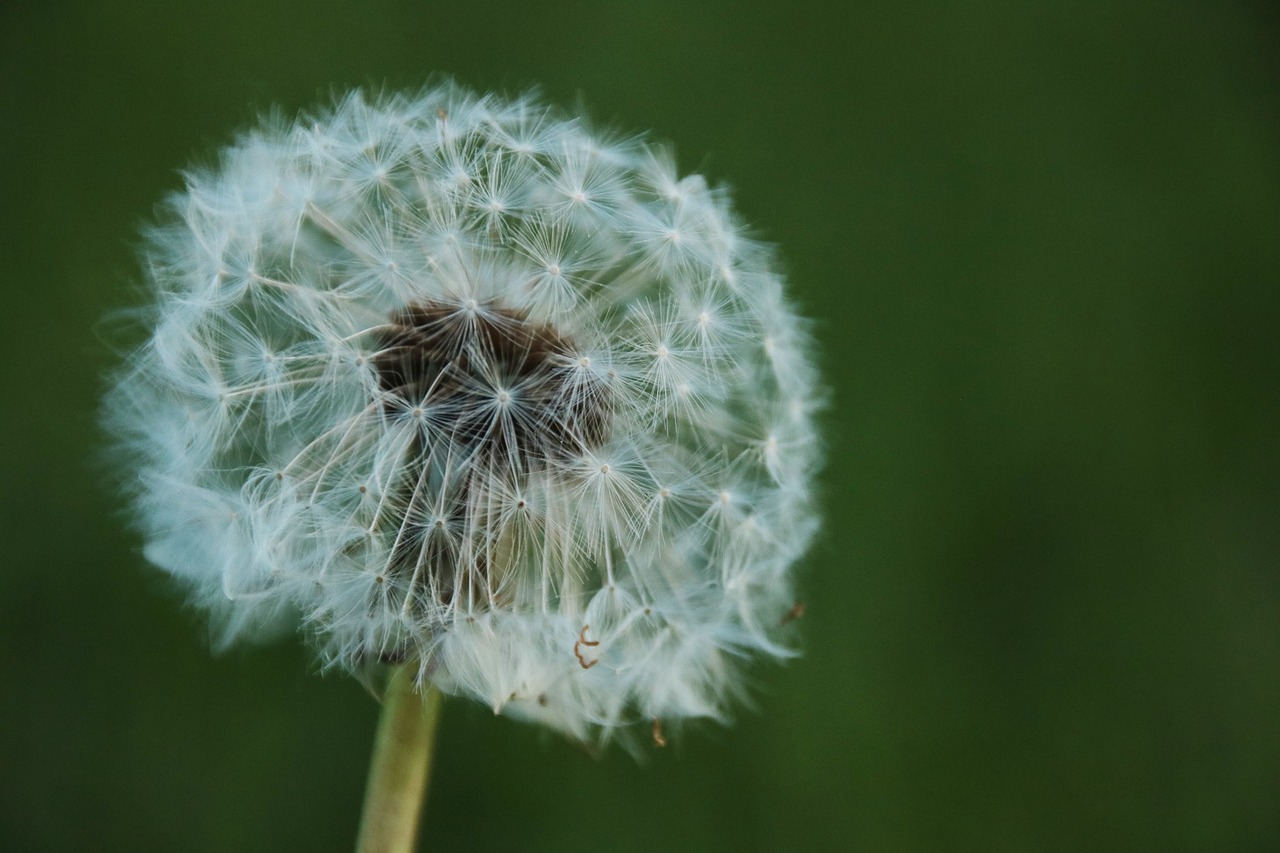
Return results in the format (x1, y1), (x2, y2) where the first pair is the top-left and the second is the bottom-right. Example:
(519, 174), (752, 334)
(106, 83), (823, 743)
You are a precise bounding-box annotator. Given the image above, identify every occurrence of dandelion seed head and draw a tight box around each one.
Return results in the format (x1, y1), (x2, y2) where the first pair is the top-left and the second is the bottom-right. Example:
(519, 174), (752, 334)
(105, 82), (822, 744)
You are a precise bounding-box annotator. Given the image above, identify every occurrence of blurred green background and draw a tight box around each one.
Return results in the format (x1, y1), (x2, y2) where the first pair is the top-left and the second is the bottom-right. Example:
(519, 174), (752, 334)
(2, 1), (1277, 850)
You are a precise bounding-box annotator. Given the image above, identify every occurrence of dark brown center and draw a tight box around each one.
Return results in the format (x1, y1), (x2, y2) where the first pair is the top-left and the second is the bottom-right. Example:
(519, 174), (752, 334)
(374, 300), (607, 469)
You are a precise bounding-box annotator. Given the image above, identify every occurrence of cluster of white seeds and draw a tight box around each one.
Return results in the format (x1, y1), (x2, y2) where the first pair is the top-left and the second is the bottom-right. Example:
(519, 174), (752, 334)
(107, 84), (822, 741)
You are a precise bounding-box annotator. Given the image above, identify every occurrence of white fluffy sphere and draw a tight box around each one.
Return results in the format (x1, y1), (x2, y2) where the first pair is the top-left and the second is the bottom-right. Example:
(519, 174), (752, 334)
(107, 83), (822, 742)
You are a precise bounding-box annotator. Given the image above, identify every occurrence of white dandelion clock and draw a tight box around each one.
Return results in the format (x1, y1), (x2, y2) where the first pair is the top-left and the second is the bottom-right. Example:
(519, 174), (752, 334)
(107, 84), (821, 787)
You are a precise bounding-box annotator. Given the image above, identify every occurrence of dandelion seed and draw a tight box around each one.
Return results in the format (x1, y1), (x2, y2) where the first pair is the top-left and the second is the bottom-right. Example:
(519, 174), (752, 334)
(105, 82), (822, 746)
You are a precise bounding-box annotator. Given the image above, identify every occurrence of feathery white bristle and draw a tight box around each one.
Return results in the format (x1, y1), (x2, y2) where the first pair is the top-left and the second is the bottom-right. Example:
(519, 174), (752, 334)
(105, 83), (823, 745)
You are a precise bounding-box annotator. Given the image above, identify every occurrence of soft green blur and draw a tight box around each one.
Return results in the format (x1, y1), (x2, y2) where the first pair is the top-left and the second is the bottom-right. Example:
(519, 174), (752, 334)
(2, 2), (1277, 850)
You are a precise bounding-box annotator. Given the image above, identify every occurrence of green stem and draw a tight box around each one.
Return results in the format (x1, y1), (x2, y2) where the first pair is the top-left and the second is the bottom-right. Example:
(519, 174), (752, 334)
(355, 664), (444, 853)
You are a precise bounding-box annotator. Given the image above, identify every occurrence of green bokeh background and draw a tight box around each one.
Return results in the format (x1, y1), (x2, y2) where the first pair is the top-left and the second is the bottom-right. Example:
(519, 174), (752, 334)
(2, 2), (1277, 851)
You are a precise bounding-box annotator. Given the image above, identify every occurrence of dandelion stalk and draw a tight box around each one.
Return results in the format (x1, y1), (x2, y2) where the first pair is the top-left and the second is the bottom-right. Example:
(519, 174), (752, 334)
(356, 665), (443, 853)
